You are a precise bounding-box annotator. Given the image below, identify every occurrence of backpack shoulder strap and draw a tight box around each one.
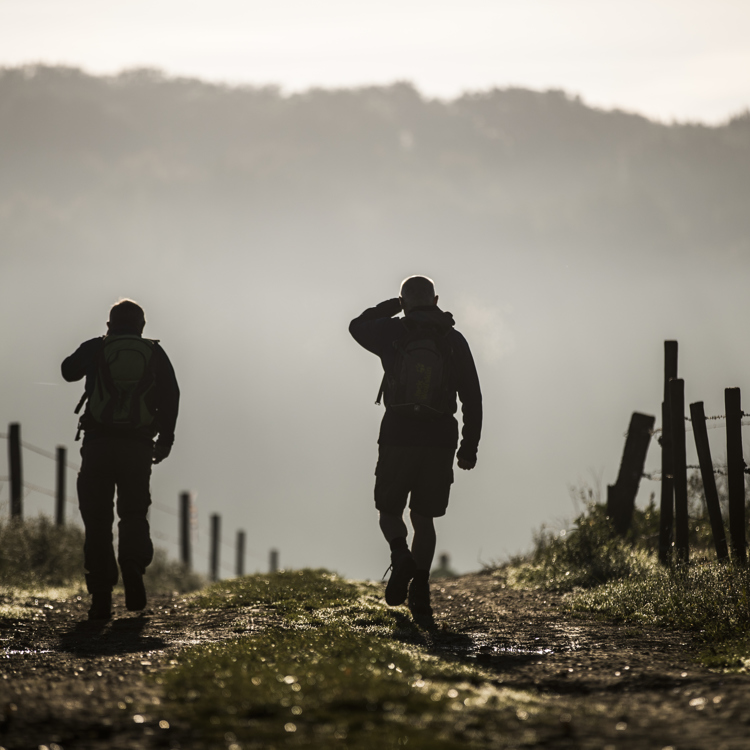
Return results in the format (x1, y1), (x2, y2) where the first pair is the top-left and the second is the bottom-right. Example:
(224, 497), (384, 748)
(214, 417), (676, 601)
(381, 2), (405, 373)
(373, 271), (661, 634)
(375, 320), (408, 405)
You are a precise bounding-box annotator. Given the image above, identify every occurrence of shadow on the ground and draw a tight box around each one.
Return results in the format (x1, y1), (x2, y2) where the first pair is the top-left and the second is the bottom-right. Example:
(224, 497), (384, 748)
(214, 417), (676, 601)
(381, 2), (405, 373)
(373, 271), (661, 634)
(389, 607), (542, 677)
(58, 613), (166, 656)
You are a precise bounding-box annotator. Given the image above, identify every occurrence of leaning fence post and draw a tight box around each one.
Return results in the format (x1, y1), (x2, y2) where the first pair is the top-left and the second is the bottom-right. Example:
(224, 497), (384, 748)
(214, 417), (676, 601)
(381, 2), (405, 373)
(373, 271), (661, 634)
(8, 423), (22, 519)
(690, 401), (729, 561)
(269, 548), (279, 574)
(236, 530), (246, 577)
(658, 341), (678, 565)
(670, 379), (689, 564)
(210, 513), (221, 582)
(606, 412), (655, 535)
(179, 492), (192, 569)
(725, 388), (746, 565)
(55, 446), (66, 526)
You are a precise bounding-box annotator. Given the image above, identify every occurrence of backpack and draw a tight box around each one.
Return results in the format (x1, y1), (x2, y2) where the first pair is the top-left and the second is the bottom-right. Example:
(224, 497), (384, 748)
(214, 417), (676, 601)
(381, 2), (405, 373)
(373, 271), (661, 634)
(75, 335), (158, 438)
(376, 324), (454, 418)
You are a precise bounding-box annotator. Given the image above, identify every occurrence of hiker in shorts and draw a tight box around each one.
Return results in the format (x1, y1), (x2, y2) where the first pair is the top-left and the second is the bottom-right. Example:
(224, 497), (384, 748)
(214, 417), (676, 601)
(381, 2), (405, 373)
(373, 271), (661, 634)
(61, 299), (179, 620)
(349, 275), (482, 619)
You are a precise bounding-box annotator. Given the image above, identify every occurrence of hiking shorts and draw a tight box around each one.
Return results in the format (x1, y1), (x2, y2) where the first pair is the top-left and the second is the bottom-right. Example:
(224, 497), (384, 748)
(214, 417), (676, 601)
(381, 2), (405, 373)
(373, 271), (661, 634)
(374, 444), (455, 518)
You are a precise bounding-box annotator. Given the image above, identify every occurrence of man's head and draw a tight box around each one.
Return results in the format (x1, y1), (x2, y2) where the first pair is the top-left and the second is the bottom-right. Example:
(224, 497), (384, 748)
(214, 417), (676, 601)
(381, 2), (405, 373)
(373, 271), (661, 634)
(108, 299), (146, 334)
(399, 275), (438, 313)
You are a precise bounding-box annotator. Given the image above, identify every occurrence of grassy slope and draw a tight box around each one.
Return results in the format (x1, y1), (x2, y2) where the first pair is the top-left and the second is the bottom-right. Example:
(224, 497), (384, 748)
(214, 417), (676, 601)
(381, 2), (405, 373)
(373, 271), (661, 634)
(502, 500), (750, 672)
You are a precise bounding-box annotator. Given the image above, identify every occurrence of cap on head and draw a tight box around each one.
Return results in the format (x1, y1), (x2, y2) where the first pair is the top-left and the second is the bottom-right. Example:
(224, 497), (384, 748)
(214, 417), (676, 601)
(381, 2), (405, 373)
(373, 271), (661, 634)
(108, 298), (146, 333)
(400, 275), (436, 309)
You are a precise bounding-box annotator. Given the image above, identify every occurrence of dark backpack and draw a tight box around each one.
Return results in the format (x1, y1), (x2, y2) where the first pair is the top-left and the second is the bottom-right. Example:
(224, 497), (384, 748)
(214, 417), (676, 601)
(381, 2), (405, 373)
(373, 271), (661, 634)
(376, 324), (454, 418)
(75, 335), (158, 438)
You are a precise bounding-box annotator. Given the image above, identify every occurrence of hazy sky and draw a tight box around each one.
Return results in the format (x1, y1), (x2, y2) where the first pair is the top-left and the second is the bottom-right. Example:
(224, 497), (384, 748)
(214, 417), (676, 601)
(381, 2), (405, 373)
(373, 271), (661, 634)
(2, 0), (749, 123)
(2, 3), (750, 582)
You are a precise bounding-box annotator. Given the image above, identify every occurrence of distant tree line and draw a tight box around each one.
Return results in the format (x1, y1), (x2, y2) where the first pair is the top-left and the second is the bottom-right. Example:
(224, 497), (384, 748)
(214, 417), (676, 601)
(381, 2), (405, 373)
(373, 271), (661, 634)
(1, 64), (749, 267)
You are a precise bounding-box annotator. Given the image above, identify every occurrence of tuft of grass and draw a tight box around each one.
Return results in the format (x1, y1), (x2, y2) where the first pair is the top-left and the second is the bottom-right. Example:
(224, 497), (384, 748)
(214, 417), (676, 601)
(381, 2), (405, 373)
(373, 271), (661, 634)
(160, 570), (554, 748)
(506, 502), (654, 592)
(0, 516), (85, 587)
(570, 562), (750, 642)
(192, 569), (363, 618)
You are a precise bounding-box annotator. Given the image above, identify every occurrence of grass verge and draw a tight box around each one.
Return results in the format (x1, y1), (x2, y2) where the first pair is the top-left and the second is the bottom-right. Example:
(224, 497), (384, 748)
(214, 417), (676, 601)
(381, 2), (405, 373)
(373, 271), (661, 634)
(500, 498), (750, 671)
(159, 570), (557, 749)
(0, 516), (203, 594)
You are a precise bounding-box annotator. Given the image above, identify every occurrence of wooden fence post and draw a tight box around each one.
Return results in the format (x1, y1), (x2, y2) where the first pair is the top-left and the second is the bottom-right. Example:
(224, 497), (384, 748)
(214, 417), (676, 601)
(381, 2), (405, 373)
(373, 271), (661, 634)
(658, 341), (678, 565)
(8, 423), (22, 519)
(179, 492), (192, 569)
(670, 379), (689, 564)
(210, 513), (220, 582)
(236, 531), (245, 577)
(269, 548), (279, 574)
(690, 401), (729, 561)
(725, 388), (746, 565)
(606, 412), (655, 535)
(55, 446), (66, 526)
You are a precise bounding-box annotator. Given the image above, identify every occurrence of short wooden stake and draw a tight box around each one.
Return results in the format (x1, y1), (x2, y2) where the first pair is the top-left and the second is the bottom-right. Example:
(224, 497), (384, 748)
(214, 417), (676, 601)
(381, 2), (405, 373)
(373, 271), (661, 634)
(179, 492), (192, 569)
(690, 401), (729, 561)
(55, 446), (66, 526)
(725, 388), (746, 565)
(269, 548), (279, 574)
(606, 412), (655, 535)
(236, 531), (246, 577)
(670, 379), (689, 564)
(8, 423), (22, 519)
(210, 513), (221, 582)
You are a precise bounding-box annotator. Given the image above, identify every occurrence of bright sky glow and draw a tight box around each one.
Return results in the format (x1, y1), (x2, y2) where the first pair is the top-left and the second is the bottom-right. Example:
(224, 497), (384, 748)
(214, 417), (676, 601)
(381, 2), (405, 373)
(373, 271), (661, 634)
(1, 0), (749, 122)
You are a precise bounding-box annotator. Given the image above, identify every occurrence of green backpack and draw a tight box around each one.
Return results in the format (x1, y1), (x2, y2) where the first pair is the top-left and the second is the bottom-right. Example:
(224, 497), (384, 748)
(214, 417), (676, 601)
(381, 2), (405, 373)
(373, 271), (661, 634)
(75, 335), (158, 437)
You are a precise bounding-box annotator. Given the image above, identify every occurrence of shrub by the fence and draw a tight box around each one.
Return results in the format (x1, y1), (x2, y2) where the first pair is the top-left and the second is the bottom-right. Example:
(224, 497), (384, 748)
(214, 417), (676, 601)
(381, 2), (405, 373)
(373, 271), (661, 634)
(0, 515), (85, 587)
(0, 517), (204, 592)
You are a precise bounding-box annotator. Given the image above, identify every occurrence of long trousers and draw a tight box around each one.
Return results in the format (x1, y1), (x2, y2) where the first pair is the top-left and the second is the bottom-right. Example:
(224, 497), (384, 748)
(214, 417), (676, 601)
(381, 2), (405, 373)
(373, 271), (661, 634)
(77, 437), (154, 594)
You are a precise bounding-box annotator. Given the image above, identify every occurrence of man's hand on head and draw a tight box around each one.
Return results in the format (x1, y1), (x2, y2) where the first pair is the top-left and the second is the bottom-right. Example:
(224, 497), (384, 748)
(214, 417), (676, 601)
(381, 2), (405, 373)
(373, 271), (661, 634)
(457, 457), (476, 471)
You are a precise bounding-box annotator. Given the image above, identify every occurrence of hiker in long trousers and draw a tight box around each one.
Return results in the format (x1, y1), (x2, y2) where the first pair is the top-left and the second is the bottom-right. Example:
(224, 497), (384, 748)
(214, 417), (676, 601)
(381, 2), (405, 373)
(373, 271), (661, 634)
(349, 276), (482, 621)
(61, 299), (179, 621)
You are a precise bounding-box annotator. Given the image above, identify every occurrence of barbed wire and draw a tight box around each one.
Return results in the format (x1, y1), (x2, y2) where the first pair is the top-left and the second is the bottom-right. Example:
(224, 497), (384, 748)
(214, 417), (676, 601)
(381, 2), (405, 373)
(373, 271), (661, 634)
(0, 433), (81, 471)
(634, 413), (750, 440)
(2, 433), (265, 570)
(642, 463), (750, 481)
(150, 502), (180, 518)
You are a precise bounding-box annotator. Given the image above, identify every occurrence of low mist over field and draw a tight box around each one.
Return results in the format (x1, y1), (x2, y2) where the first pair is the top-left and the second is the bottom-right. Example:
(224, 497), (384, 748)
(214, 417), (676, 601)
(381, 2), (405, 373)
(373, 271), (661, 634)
(2, 65), (750, 579)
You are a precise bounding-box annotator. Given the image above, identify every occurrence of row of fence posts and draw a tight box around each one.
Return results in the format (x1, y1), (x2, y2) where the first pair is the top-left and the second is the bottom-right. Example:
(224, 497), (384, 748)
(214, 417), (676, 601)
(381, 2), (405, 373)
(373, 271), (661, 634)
(172, 494), (279, 581)
(5, 423), (68, 525)
(4, 422), (280, 581)
(607, 341), (746, 565)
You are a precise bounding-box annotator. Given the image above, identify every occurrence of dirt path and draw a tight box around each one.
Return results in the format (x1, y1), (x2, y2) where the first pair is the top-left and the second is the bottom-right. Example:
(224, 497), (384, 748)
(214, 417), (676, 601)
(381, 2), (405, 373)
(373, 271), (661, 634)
(1, 574), (749, 749)
(431, 573), (750, 749)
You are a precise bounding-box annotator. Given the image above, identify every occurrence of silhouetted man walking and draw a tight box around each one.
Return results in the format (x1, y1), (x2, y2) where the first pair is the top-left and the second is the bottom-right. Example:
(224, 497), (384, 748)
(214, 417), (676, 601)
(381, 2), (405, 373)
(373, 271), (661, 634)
(62, 299), (179, 620)
(349, 276), (482, 619)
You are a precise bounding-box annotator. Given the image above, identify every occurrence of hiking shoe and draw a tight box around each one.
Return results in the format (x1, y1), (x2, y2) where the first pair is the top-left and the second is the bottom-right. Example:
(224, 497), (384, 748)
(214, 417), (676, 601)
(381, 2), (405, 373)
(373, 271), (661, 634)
(384, 549), (417, 606)
(407, 575), (433, 618)
(121, 562), (147, 611)
(88, 591), (112, 621)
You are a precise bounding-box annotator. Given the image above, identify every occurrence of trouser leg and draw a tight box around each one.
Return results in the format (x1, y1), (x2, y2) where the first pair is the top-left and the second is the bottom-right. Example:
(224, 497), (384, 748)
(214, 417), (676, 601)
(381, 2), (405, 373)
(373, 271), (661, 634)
(379, 511), (409, 544)
(115, 440), (154, 575)
(410, 510), (437, 571)
(77, 441), (118, 594)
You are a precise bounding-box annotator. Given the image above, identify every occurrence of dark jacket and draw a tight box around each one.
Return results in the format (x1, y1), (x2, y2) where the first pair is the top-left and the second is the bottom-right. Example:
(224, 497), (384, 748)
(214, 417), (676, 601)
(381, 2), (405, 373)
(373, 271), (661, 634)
(61, 327), (180, 446)
(349, 298), (482, 463)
